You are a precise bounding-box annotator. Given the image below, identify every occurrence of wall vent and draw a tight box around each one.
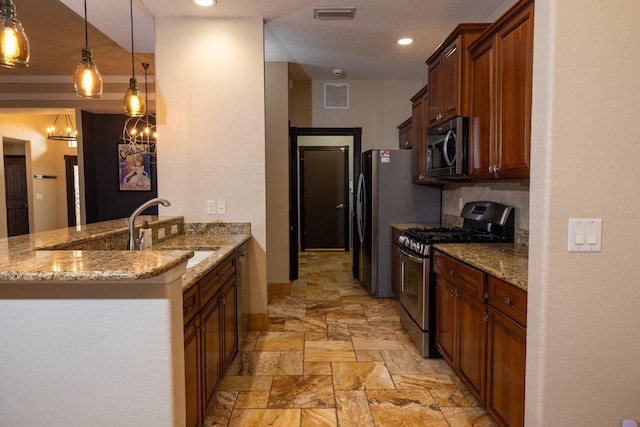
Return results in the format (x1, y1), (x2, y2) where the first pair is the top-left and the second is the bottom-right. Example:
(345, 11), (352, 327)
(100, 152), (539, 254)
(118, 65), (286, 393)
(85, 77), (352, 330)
(324, 83), (349, 109)
(313, 7), (356, 20)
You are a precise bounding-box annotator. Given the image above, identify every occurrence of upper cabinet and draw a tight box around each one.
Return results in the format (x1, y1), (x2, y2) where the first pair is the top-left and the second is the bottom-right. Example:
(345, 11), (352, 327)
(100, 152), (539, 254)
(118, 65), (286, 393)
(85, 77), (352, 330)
(397, 117), (412, 150)
(410, 85), (437, 184)
(426, 24), (491, 128)
(469, 0), (534, 180)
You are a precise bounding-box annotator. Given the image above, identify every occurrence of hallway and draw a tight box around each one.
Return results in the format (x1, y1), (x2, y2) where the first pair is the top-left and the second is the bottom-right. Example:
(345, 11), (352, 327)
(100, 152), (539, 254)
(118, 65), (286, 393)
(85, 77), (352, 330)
(204, 251), (496, 426)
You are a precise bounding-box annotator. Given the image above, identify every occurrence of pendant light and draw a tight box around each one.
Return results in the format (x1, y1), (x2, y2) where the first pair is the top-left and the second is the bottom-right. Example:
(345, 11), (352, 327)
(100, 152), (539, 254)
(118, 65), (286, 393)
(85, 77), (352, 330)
(73, 0), (103, 98)
(0, 0), (30, 68)
(123, 0), (144, 117)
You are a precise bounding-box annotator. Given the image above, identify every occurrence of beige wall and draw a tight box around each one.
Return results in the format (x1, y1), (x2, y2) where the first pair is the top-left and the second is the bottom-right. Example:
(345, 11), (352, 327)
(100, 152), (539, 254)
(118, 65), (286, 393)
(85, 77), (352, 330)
(289, 79), (312, 127)
(527, 0), (640, 424)
(0, 113), (76, 237)
(311, 80), (424, 150)
(265, 62), (290, 283)
(154, 17), (268, 316)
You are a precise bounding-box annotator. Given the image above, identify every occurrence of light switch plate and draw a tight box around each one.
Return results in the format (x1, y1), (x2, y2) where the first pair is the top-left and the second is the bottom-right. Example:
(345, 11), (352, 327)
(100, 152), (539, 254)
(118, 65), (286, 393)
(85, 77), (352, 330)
(207, 200), (216, 215)
(568, 218), (602, 252)
(158, 228), (165, 239)
(171, 224), (178, 235)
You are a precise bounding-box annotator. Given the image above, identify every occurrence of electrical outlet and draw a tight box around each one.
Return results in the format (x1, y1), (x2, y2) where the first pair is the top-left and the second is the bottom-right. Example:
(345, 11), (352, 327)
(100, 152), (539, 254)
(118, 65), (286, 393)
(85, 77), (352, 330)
(171, 224), (178, 235)
(207, 200), (216, 215)
(158, 228), (165, 239)
(217, 201), (226, 215)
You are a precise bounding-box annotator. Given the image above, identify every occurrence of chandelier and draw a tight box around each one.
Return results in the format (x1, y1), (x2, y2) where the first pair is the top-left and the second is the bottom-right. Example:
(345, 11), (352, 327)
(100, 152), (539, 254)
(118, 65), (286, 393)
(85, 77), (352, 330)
(122, 63), (156, 158)
(47, 114), (77, 142)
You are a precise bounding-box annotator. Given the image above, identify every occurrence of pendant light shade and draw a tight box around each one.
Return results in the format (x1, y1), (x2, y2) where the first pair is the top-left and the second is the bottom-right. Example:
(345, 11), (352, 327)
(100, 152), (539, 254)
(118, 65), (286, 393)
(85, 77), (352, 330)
(123, 76), (145, 117)
(123, 0), (145, 117)
(74, 0), (102, 98)
(0, 0), (30, 68)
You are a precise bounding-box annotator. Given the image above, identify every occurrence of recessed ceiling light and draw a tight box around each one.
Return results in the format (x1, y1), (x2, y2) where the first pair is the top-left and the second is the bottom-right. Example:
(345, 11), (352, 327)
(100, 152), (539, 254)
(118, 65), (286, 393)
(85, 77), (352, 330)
(194, 0), (216, 6)
(397, 38), (414, 46)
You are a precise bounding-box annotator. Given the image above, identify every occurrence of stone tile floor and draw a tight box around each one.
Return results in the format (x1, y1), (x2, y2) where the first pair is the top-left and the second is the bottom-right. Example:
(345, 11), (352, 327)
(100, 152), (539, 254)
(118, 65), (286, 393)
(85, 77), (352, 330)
(204, 251), (496, 426)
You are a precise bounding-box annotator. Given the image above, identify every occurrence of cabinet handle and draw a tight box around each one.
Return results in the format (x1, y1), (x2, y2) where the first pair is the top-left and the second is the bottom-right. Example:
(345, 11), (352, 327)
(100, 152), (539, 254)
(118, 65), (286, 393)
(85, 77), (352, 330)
(418, 174), (424, 180)
(484, 312), (489, 322)
(449, 269), (456, 276)
(504, 297), (512, 306)
(183, 304), (195, 315)
(488, 165), (494, 174)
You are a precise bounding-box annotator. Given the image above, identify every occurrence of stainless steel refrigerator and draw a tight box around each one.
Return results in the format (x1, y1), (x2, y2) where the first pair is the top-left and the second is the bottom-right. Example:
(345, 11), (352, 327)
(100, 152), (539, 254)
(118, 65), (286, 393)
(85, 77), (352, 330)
(356, 149), (441, 297)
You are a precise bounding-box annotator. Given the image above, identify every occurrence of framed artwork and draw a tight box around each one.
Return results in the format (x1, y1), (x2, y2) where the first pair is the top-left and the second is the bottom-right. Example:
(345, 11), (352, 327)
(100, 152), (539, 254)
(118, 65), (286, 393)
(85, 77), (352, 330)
(118, 144), (151, 191)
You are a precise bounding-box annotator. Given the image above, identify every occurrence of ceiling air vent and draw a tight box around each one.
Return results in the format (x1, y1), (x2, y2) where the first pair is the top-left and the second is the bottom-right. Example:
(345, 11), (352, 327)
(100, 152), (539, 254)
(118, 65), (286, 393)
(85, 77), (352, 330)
(313, 7), (356, 20)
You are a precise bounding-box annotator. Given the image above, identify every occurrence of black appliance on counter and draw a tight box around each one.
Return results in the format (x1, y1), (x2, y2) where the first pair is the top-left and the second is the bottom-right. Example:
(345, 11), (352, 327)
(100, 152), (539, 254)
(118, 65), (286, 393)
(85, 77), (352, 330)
(397, 201), (514, 358)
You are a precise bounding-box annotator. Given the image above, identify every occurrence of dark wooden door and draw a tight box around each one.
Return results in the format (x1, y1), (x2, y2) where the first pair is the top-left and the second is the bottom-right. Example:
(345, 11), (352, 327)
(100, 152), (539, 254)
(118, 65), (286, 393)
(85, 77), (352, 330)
(4, 155), (29, 236)
(299, 146), (349, 251)
(64, 155), (79, 227)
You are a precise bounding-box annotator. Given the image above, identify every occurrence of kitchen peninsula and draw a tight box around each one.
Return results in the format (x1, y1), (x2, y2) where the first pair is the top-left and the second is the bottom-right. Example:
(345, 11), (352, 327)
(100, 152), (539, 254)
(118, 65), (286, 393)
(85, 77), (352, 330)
(0, 217), (250, 427)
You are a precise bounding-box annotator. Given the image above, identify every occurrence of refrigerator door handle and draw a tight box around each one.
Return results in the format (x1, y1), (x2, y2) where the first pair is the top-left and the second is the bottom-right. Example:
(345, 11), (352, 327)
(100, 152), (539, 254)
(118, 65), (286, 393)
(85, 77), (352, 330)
(356, 173), (366, 243)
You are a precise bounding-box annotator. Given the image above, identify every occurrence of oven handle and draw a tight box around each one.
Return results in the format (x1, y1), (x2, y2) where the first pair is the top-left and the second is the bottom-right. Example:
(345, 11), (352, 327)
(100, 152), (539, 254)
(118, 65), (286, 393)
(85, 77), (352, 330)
(400, 249), (425, 264)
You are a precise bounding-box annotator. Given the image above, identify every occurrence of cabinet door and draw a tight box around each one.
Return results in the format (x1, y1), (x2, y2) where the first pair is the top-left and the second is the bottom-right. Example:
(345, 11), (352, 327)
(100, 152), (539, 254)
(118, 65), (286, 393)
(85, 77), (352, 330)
(427, 58), (442, 127)
(222, 280), (237, 368)
(440, 41), (460, 122)
(201, 298), (222, 408)
(486, 307), (526, 427)
(494, 3), (533, 179)
(184, 320), (201, 427)
(411, 91), (426, 183)
(469, 38), (496, 180)
(435, 275), (457, 367)
(457, 291), (488, 405)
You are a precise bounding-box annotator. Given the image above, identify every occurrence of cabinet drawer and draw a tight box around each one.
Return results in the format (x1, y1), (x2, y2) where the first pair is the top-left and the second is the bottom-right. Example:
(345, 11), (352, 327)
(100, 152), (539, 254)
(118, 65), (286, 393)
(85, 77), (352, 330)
(183, 284), (199, 325)
(432, 251), (486, 301)
(199, 254), (236, 307)
(488, 276), (527, 327)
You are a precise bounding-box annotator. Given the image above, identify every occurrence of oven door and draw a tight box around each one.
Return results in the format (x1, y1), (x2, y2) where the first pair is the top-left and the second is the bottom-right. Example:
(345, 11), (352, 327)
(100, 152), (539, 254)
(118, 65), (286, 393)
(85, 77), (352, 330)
(398, 249), (429, 330)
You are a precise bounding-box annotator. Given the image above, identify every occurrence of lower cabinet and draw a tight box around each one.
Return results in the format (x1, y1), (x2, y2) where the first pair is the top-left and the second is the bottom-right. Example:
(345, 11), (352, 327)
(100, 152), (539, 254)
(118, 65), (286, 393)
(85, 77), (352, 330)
(433, 251), (487, 404)
(433, 250), (526, 427)
(184, 319), (201, 427)
(183, 252), (238, 427)
(486, 276), (527, 427)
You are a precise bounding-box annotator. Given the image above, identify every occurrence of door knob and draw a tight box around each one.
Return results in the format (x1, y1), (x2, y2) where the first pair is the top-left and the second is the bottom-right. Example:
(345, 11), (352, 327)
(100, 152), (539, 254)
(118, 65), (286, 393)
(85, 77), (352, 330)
(335, 203), (345, 209)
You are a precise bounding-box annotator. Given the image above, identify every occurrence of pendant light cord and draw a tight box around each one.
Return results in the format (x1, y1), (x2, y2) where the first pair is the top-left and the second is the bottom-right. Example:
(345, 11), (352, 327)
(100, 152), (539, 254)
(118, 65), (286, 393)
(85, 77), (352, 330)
(129, 0), (135, 78)
(83, 0), (89, 48)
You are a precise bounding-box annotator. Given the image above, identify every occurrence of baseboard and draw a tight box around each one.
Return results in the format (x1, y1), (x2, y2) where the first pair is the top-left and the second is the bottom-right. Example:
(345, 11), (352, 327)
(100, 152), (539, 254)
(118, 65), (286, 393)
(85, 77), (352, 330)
(269, 282), (291, 296)
(247, 313), (270, 331)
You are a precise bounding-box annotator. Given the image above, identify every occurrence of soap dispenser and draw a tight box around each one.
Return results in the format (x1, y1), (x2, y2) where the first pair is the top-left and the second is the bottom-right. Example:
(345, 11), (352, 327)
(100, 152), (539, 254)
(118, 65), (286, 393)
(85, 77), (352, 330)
(139, 220), (152, 250)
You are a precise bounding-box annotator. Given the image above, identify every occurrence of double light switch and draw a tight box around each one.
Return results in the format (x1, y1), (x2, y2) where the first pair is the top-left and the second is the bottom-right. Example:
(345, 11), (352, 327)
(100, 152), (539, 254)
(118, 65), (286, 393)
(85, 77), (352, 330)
(568, 218), (602, 252)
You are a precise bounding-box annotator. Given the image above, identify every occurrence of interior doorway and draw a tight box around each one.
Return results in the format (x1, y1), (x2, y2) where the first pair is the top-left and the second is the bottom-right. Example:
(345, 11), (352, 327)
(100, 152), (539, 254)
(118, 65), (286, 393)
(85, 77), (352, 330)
(3, 155), (30, 236)
(299, 146), (349, 251)
(64, 155), (80, 227)
(289, 127), (362, 280)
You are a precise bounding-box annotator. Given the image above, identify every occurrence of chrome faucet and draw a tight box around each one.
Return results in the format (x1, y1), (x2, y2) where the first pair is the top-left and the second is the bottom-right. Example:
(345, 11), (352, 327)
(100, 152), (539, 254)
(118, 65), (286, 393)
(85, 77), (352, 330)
(128, 197), (171, 250)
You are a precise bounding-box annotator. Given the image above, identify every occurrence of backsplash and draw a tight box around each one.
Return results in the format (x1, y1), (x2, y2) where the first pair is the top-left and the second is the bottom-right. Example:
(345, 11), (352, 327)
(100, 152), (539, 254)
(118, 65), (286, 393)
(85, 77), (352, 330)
(442, 180), (530, 246)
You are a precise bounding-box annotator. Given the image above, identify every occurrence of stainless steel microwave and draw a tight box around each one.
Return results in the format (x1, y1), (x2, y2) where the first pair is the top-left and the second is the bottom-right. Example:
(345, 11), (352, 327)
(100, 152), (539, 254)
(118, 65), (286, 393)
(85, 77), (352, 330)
(426, 116), (469, 179)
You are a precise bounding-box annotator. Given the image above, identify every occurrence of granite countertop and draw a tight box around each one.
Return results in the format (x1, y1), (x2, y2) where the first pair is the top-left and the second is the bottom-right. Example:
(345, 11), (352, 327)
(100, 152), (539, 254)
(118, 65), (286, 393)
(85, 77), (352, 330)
(391, 223), (528, 291)
(154, 233), (250, 291)
(0, 217), (250, 288)
(432, 243), (529, 291)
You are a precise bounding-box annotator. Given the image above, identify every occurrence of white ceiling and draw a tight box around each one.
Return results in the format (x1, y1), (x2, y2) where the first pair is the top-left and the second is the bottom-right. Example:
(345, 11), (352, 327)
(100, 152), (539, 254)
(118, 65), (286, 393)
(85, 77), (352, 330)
(54, 0), (509, 81)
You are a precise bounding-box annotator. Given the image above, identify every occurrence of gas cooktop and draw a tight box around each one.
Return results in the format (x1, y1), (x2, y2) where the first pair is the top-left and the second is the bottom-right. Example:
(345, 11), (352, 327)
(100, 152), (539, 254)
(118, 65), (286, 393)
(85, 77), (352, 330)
(399, 201), (515, 256)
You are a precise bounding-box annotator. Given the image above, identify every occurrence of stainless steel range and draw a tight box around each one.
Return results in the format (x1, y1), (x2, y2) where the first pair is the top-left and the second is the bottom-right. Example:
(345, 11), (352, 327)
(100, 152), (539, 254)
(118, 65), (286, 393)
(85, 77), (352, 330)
(397, 201), (515, 357)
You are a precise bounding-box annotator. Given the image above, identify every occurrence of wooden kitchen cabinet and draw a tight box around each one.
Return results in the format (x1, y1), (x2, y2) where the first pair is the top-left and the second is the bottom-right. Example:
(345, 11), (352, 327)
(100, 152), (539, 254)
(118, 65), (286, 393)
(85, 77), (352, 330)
(410, 85), (428, 183)
(184, 319), (201, 427)
(183, 251), (238, 426)
(183, 285), (201, 427)
(469, 0), (534, 180)
(397, 117), (412, 149)
(426, 24), (490, 128)
(486, 276), (527, 427)
(433, 250), (488, 404)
